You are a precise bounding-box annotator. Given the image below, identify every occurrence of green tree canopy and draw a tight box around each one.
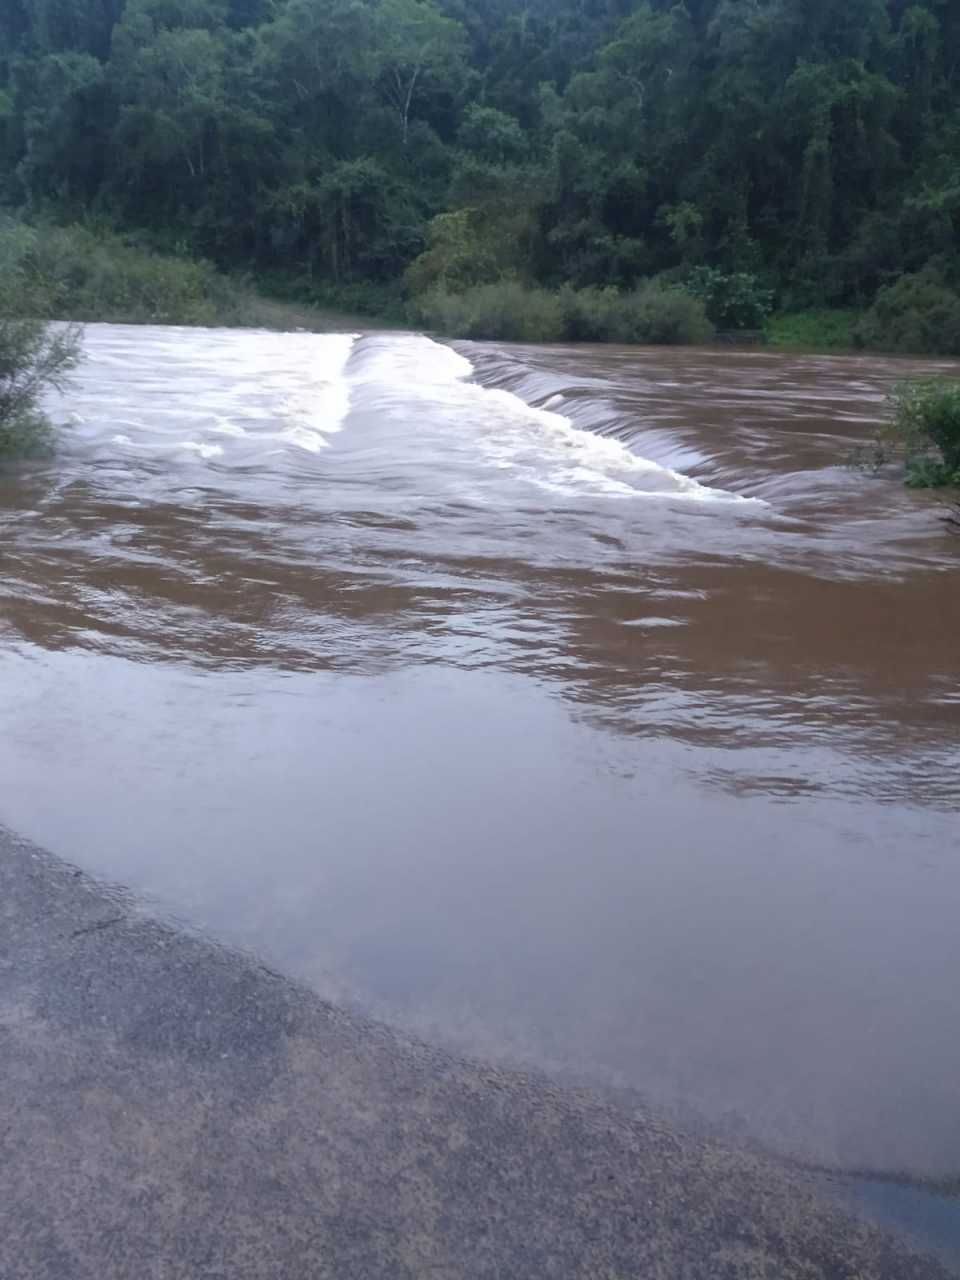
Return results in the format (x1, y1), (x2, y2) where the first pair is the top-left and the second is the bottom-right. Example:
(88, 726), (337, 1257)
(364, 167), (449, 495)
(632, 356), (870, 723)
(1, 0), (958, 330)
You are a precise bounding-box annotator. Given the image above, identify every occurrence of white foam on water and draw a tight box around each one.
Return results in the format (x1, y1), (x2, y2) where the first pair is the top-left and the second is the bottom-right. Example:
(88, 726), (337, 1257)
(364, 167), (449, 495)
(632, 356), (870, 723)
(90, 330), (359, 462)
(273, 332), (358, 452)
(210, 419), (248, 438)
(347, 333), (759, 505)
(91, 328), (759, 505)
(179, 441), (225, 459)
(111, 433), (223, 459)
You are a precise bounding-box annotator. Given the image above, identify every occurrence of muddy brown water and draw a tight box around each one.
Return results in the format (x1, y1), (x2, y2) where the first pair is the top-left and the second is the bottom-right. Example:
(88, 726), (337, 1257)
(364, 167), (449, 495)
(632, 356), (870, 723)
(1, 325), (958, 1179)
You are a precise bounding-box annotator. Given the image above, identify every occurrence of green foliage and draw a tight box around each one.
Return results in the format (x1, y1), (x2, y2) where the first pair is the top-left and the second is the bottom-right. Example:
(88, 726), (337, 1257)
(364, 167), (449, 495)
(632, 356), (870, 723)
(412, 280), (712, 345)
(1, 0), (960, 339)
(1, 217), (383, 332)
(683, 268), (773, 332)
(904, 456), (960, 489)
(262, 276), (407, 323)
(0, 316), (81, 458)
(0, 221), (82, 461)
(413, 281), (565, 343)
(373, 0), (466, 146)
(765, 310), (858, 351)
(20, 224), (229, 323)
(556, 286), (626, 342)
(658, 203), (704, 257)
(854, 268), (960, 355)
(457, 105), (528, 168)
(559, 283), (713, 345)
(404, 210), (499, 295)
(885, 379), (960, 487)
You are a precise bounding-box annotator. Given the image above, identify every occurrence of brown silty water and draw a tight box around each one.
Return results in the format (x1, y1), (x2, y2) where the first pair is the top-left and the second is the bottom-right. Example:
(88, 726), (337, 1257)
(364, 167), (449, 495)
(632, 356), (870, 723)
(1, 325), (957, 1177)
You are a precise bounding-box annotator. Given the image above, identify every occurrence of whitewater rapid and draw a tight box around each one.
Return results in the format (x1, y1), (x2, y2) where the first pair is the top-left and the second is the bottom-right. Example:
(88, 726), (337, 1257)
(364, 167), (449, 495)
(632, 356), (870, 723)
(61, 326), (756, 506)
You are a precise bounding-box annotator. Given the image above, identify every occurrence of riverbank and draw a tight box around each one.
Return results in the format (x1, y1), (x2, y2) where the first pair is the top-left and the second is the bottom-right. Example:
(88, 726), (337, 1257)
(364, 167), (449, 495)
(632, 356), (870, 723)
(225, 290), (400, 334)
(0, 219), (393, 334)
(0, 824), (948, 1280)
(0, 218), (923, 356)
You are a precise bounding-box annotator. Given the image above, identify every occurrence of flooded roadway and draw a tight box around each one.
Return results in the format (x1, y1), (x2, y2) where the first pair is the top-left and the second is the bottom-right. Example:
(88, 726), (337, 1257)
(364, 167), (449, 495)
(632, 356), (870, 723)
(1, 325), (957, 1180)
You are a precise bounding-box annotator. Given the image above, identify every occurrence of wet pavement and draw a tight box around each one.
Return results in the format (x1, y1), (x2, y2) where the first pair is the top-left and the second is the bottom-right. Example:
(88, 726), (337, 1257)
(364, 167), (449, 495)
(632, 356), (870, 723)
(0, 826), (950, 1280)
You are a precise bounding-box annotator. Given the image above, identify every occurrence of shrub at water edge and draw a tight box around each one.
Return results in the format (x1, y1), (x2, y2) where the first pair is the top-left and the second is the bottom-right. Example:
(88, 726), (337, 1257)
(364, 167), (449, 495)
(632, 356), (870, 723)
(414, 280), (713, 345)
(0, 316), (82, 459)
(683, 268), (773, 332)
(20, 224), (231, 326)
(412, 282), (565, 342)
(1, 218), (386, 332)
(854, 269), (960, 356)
(881, 379), (960, 488)
(0, 223), (82, 461)
(559, 283), (713, 345)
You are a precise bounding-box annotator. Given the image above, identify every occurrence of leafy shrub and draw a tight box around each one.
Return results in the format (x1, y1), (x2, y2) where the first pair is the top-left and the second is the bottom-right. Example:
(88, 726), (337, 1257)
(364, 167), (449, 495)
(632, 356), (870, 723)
(414, 280), (712, 345)
(3, 217), (405, 337)
(405, 189), (538, 299)
(884, 379), (960, 487)
(405, 210), (500, 296)
(0, 222), (82, 460)
(5, 220), (287, 327)
(560, 282), (713, 345)
(863, 378), (960, 487)
(904, 456), (960, 488)
(0, 316), (81, 459)
(854, 269), (960, 355)
(21, 225), (223, 325)
(608, 283), (713, 345)
(683, 267), (773, 330)
(412, 281), (565, 342)
(557, 285), (624, 341)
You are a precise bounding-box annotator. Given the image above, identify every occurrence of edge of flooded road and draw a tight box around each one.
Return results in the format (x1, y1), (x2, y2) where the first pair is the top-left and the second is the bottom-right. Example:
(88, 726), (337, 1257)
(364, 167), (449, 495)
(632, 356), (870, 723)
(0, 826), (952, 1280)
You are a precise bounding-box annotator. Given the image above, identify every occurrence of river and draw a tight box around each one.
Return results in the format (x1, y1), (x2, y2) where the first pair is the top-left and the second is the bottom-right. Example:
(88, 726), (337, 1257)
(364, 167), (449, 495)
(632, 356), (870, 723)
(1, 324), (958, 1181)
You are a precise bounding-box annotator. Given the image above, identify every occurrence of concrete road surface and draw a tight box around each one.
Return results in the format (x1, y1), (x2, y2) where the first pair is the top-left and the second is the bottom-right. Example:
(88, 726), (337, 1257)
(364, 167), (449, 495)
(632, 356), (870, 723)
(0, 827), (947, 1280)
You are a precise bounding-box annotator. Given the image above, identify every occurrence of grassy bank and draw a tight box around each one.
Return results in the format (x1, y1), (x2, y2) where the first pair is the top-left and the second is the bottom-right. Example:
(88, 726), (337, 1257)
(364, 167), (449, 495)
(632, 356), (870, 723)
(410, 286), (866, 354)
(1, 219), (388, 333)
(256, 273), (408, 327)
(765, 310), (860, 352)
(7, 220), (960, 361)
(407, 278), (960, 358)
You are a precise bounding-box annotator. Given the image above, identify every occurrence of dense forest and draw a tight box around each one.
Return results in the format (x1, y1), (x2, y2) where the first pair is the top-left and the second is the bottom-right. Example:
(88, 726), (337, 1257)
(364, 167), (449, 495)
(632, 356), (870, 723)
(1, 0), (959, 346)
